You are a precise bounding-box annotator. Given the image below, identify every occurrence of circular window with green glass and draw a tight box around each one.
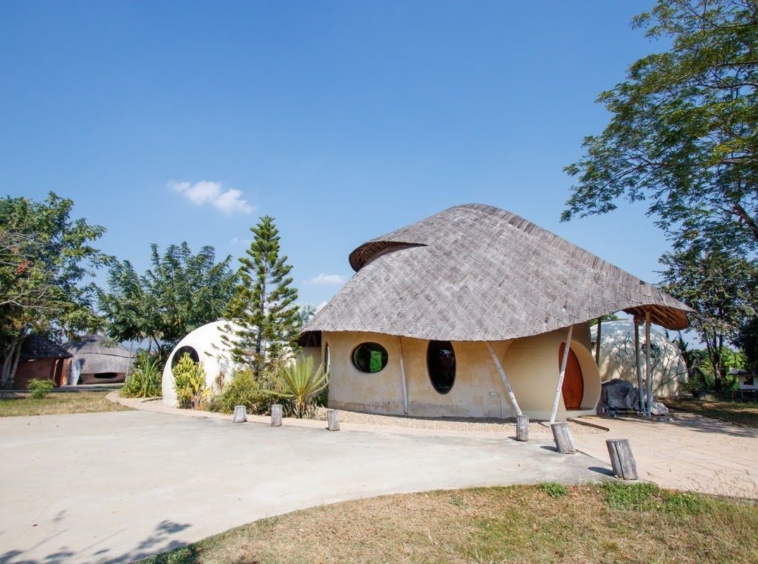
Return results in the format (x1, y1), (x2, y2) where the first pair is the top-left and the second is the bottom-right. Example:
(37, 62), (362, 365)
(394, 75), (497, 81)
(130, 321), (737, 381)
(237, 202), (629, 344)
(351, 342), (388, 373)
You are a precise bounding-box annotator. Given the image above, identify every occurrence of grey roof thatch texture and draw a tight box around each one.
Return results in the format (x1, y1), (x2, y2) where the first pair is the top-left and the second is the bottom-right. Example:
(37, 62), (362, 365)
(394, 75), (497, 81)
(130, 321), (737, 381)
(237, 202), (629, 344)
(20, 336), (72, 362)
(63, 335), (133, 374)
(305, 204), (693, 342)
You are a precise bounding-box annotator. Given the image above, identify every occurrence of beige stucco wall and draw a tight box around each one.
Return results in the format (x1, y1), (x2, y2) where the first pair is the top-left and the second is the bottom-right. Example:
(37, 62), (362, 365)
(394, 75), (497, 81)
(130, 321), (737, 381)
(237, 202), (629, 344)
(322, 323), (600, 421)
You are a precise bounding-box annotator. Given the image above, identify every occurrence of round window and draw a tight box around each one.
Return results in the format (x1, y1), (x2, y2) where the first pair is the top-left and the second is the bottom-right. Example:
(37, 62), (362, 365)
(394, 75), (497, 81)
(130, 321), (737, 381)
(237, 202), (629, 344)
(172, 345), (199, 368)
(427, 340), (456, 394)
(351, 342), (388, 373)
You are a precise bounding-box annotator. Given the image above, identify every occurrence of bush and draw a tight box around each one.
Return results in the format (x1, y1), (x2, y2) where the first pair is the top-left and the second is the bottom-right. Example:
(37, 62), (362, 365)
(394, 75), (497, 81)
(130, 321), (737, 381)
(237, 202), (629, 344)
(268, 356), (329, 418)
(121, 353), (162, 398)
(28, 378), (54, 399)
(210, 369), (271, 414)
(173, 353), (208, 409)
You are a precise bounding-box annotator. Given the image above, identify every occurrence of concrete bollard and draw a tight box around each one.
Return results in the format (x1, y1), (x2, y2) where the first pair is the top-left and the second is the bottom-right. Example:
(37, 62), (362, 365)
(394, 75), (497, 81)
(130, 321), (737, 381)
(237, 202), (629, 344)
(516, 415), (529, 442)
(327, 409), (340, 431)
(232, 405), (247, 423)
(271, 404), (283, 427)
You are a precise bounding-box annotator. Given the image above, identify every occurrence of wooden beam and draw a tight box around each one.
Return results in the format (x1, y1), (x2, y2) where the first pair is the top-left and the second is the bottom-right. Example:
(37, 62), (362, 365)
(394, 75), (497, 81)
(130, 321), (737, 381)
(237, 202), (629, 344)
(550, 326), (574, 424)
(645, 310), (652, 417)
(398, 336), (409, 415)
(486, 342), (522, 416)
(634, 317), (645, 414)
(595, 318), (602, 365)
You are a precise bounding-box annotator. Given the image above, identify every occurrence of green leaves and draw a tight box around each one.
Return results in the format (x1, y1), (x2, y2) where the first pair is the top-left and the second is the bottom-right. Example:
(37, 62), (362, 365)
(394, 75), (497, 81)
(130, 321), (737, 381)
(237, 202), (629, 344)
(268, 356), (329, 418)
(564, 0), (758, 255)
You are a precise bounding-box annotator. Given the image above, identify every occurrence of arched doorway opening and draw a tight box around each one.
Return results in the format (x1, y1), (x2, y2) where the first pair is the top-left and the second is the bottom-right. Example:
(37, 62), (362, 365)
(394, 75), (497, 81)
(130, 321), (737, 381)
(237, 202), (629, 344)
(559, 343), (584, 409)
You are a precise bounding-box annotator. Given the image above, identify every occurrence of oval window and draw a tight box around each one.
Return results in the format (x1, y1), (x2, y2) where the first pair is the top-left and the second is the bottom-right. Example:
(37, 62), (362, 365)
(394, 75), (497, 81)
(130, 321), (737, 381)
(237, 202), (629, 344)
(427, 341), (456, 394)
(351, 342), (388, 373)
(172, 345), (199, 368)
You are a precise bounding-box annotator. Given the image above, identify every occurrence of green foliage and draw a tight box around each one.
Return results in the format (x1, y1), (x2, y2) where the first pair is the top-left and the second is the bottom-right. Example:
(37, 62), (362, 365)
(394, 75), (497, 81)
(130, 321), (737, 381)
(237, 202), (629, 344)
(220, 216), (300, 379)
(736, 316), (758, 373)
(27, 378), (54, 399)
(662, 246), (757, 390)
(539, 483), (568, 498)
(98, 242), (236, 357)
(268, 356), (329, 418)
(210, 369), (271, 414)
(0, 193), (107, 387)
(173, 352), (208, 409)
(120, 352), (162, 398)
(602, 482), (708, 516)
(563, 0), (758, 256)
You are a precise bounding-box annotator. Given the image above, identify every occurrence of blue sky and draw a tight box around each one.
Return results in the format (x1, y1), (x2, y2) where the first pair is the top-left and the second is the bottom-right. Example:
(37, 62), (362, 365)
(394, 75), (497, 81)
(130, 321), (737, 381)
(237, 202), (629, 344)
(1, 1), (670, 309)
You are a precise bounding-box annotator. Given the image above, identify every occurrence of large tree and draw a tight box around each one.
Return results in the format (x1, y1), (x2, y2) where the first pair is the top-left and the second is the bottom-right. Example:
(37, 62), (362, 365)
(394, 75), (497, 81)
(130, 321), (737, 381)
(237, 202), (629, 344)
(221, 216), (300, 379)
(98, 243), (236, 356)
(0, 193), (107, 387)
(563, 0), (758, 255)
(660, 244), (757, 390)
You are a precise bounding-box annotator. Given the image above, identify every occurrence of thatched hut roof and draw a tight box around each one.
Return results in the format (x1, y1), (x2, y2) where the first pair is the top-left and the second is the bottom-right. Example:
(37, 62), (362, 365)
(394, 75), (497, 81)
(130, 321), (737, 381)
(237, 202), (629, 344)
(304, 204), (693, 342)
(63, 335), (133, 374)
(20, 336), (72, 362)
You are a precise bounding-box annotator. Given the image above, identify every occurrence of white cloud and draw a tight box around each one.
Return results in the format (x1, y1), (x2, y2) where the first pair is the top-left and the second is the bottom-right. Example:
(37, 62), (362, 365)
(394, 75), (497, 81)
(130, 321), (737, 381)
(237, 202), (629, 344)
(169, 181), (254, 215)
(304, 273), (346, 286)
(230, 237), (252, 245)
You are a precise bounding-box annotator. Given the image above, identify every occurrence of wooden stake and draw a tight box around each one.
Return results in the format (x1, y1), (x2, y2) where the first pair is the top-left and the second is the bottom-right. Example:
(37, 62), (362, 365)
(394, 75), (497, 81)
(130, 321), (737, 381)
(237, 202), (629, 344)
(645, 310), (652, 417)
(634, 318), (645, 414)
(595, 318), (602, 365)
(398, 337), (409, 415)
(232, 405), (247, 423)
(271, 404), (283, 427)
(551, 422), (576, 454)
(550, 326), (573, 424)
(486, 342), (522, 416)
(516, 415), (529, 442)
(327, 409), (340, 431)
(606, 439), (638, 480)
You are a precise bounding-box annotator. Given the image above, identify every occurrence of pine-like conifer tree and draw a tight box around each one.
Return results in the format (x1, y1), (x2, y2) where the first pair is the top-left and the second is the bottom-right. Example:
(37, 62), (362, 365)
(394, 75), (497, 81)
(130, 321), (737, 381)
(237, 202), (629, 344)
(220, 216), (300, 379)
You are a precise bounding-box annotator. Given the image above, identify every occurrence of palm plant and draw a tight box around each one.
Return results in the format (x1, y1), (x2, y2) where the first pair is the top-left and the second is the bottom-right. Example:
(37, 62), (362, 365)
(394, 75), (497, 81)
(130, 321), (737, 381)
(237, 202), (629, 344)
(269, 356), (329, 418)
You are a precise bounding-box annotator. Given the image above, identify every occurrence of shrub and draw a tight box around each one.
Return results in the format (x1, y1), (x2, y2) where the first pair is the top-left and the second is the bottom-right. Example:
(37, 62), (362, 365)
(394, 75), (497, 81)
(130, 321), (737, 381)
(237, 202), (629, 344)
(28, 378), (54, 399)
(173, 353), (208, 409)
(268, 356), (329, 418)
(210, 369), (270, 414)
(121, 353), (162, 398)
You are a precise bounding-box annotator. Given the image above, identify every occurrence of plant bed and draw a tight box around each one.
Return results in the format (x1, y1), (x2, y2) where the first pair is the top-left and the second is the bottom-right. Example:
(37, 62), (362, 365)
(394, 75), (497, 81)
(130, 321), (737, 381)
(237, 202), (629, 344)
(0, 390), (132, 417)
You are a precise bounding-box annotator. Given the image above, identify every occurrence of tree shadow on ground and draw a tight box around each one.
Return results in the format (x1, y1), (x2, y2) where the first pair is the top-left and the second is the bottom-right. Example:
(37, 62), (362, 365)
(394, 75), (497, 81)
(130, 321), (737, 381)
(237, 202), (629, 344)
(0, 519), (192, 564)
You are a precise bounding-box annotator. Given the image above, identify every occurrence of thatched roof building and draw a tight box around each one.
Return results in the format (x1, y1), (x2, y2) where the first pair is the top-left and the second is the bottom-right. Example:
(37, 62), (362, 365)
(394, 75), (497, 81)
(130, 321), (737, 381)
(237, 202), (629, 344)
(15, 336), (71, 389)
(302, 204), (693, 421)
(305, 204), (691, 340)
(63, 335), (133, 385)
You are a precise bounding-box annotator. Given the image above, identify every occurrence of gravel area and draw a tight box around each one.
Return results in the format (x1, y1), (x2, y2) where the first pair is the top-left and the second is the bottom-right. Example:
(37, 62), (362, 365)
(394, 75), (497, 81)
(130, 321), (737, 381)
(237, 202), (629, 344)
(315, 408), (606, 435)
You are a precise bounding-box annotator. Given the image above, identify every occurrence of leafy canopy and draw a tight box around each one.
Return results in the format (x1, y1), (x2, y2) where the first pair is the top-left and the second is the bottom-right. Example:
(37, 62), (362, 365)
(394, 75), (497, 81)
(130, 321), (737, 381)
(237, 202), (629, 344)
(563, 0), (758, 255)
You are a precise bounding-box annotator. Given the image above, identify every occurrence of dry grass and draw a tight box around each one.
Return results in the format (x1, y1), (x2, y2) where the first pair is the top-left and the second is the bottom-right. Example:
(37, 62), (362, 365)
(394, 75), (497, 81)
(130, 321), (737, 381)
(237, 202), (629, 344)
(141, 484), (758, 564)
(0, 391), (131, 417)
(663, 397), (758, 428)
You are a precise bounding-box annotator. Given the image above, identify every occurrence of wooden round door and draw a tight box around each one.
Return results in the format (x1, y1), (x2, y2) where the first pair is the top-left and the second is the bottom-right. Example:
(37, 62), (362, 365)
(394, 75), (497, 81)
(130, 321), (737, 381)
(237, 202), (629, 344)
(559, 343), (584, 409)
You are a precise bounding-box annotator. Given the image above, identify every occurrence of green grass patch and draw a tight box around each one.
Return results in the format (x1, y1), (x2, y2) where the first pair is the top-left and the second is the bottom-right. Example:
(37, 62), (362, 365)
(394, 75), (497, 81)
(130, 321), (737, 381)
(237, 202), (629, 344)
(139, 484), (758, 564)
(0, 391), (131, 417)
(663, 397), (758, 428)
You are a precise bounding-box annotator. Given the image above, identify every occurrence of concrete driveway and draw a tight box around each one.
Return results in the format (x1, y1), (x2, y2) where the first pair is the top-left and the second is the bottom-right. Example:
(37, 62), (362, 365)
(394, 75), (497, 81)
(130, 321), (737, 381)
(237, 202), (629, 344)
(0, 410), (608, 564)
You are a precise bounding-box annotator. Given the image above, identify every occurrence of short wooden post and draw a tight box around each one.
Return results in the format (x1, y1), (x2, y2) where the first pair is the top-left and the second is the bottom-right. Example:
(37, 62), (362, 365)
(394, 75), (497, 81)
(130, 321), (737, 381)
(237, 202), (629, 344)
(270, 404), (283, 427)
(515, 415), (529, 442)
(327, 409), (340, 431)
(606, 439), (638, 480)
(232, 405), (247, 423)
(551, 422), (576, 454)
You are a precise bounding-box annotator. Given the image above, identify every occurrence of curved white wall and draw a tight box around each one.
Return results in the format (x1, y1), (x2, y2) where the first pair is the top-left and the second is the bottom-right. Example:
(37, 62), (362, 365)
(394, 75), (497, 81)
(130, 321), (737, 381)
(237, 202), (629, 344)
(162, 320), (240, 406)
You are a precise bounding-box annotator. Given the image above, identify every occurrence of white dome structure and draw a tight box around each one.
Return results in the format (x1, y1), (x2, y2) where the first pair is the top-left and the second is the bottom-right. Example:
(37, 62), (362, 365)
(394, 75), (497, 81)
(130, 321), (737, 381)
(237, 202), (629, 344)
(162, 320), (241, 407)
(591, 319), (687, 397)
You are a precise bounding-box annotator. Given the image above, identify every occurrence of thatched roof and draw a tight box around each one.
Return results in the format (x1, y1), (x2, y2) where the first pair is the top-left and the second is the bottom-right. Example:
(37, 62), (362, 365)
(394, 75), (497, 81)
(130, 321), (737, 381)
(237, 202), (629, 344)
(20, 336), (72, 362)
(63, 335), (133, 374)
(304, 204), (693, 342)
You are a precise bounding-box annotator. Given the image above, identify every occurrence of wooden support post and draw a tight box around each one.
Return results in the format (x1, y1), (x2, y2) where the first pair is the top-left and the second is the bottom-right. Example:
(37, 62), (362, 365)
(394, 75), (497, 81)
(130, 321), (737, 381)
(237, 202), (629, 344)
(398, 337), (409, 415)
(595, 318), (602, 365)
(486, 342), (522, 416)
(270, 404), (283, 427)
(645, 310), (652, 418)
(606, 439), (638, 480)
(232, 405), (247, 423)
(327, 409), (340, 431)
(516, 415), (529, 442)
(551, 422), (576, 454)
(550, 326), (574, 424)
(634, 318), (645, 414)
